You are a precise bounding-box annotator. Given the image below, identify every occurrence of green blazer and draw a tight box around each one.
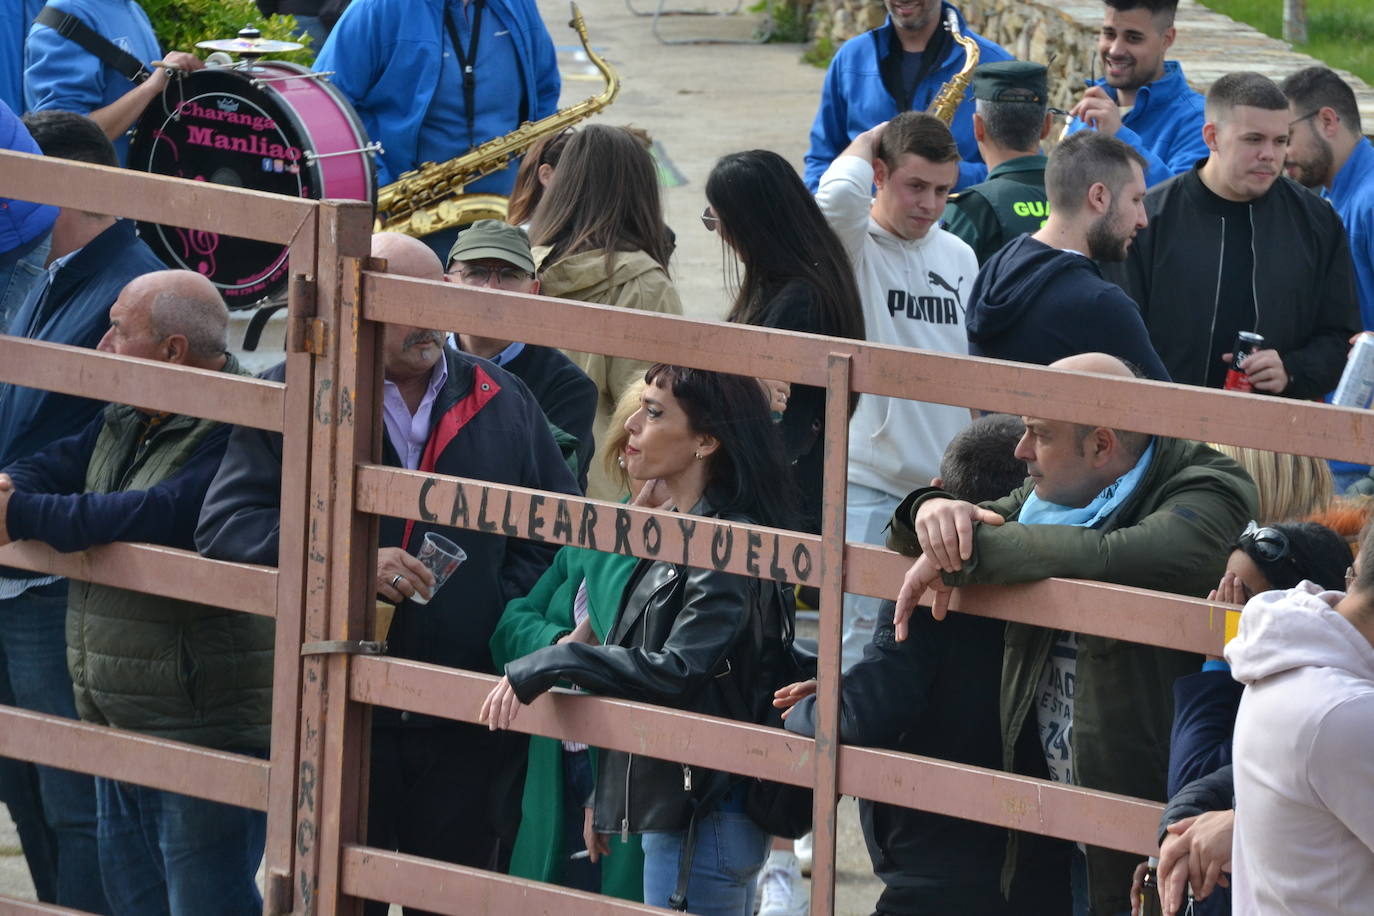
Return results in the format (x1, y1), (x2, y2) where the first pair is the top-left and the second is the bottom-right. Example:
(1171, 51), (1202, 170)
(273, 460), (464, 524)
(490, 545), (644, 899)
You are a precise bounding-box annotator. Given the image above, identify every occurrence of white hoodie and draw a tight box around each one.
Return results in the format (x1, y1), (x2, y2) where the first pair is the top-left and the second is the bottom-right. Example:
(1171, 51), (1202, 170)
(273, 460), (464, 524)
(1225, 581), (1374, 915)
(816, 155), (976, 498)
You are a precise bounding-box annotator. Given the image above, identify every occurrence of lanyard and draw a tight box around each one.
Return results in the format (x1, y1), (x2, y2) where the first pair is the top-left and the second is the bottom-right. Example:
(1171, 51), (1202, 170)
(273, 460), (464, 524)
(444, 0), (487, 146)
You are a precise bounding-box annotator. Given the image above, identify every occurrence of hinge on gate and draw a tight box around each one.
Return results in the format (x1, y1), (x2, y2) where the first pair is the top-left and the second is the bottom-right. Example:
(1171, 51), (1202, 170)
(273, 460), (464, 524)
(299, 640), (386, 657)
(288, 317), (329, 355)
(286, 274), (328, 354)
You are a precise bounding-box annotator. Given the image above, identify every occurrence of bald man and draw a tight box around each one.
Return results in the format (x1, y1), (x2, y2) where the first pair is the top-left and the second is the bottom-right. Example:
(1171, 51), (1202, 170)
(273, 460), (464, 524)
(196, 234), (579, 898)
(885, 353), (1257, 915)
(0, 270), (272, 915)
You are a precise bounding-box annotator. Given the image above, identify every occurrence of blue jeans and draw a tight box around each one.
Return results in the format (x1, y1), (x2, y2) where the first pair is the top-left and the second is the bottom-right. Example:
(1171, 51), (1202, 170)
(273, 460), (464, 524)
(841, 482), (901, 671)
(0, 580), (109, 913)
(641, 802), (769, 916)
(96, 774), (266, 916)
(0, 234), (50, 334)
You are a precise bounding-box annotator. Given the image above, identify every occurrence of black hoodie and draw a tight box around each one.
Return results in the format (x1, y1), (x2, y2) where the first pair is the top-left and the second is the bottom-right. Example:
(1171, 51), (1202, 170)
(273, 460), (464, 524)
(966, 234), (1170, 380)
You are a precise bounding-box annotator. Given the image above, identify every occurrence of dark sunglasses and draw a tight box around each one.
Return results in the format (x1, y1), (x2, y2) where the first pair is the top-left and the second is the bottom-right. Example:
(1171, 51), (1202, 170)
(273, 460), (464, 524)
(1238, 520), (1293, 566)
(701, 206), (718, 232)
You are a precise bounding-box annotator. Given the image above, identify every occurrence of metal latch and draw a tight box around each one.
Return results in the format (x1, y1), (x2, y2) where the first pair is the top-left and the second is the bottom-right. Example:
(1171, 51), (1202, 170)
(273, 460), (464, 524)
(300, 640), (386, 657)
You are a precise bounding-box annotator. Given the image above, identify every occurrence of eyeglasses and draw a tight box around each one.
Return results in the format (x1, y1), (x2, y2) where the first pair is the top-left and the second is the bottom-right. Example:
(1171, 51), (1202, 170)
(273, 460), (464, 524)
(1238, 520), (1294, 566)
(455, 265), (533, 287)
(701, 206), (718, 233)
(1288, 109), (1320, 130)
(1346, 566), (1356, 591)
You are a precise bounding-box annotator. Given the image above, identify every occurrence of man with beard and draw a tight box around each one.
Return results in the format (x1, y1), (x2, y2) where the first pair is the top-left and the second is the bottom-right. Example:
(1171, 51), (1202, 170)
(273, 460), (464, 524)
(197, 233), (579, 910)
(1280, 67), (1374, 496)
(1111, 72), (1359, 399)
(803, 0), (1012, 192)
(1280, 67), (1374, 331)
(1063, 0), (1207, 187)
(964, 130), (1169, 379)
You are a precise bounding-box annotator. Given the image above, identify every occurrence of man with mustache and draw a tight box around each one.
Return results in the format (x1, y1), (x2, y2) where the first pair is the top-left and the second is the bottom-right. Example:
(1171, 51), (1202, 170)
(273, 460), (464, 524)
(1110, 72), (1359, 399)
(196, 233), (579, 910)
(1063, 0), (1206, 188)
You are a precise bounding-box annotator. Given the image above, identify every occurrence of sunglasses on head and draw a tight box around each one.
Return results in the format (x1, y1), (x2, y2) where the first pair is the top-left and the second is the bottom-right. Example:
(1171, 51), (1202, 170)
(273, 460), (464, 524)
(1238, 520), (1293, 566)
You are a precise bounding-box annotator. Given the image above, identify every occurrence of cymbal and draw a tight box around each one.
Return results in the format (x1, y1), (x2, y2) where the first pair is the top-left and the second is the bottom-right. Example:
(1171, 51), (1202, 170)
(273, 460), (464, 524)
(195, 37), (304, 53)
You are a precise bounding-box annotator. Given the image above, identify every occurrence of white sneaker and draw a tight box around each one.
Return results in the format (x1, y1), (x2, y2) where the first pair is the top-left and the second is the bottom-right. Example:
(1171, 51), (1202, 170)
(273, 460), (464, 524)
(794, 831), (813, 877)
(756, 851), (809, 916)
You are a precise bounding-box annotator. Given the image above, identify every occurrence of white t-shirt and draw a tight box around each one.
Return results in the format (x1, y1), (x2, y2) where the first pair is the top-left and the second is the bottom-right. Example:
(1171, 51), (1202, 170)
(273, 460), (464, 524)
(1034, 631), (1079, 784)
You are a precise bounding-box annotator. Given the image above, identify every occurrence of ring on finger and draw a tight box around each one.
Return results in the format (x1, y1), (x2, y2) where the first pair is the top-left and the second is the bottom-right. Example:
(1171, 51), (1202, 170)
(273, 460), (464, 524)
(390, 574), (403, 589)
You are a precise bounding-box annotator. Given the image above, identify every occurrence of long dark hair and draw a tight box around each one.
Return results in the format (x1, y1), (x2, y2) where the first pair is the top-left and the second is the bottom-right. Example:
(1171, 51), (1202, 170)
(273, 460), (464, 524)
(706, 150), (864, 341)
(644, 364), (798, 532)
(529, 125), (673, 275)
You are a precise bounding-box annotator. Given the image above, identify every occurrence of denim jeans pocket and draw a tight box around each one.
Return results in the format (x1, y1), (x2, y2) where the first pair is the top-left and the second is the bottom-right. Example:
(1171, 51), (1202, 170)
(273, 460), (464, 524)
(709, 811), (768, 884)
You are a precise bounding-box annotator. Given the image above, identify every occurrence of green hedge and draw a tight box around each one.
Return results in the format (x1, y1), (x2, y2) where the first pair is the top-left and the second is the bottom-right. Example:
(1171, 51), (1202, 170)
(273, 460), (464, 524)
(140, 0), (315, 65)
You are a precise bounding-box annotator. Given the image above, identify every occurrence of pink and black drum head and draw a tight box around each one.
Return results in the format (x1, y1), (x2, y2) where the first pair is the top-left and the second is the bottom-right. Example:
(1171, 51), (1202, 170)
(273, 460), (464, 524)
(129, 61), (376, 308)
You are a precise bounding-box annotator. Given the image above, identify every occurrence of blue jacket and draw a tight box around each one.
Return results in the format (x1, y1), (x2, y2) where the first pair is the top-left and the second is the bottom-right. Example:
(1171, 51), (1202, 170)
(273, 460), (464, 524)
(315, 0), (560, 188)
(804, 3), (1012, 192)
(2, 0), (47, 113)
(1330, 137), (1374, 330)
(0, 219), (166, 471)
(24, 0), (162, 165)
(1167, 667), (1244, 798)
(0, 99), (56, 259)
(1064, 60), (1207, 188)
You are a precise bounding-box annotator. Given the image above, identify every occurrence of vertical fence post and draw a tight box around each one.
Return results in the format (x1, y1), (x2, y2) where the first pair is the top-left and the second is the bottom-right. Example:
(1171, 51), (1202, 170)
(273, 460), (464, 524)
(810, 352), (852, 916)
(291, 200), (374, 915)
(263, 211), (320, 914)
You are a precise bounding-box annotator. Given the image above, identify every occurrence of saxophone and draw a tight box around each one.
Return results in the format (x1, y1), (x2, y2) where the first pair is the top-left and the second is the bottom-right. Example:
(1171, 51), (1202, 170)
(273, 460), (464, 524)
(926, 8), (979, 125)
(374, 2), (619, 236)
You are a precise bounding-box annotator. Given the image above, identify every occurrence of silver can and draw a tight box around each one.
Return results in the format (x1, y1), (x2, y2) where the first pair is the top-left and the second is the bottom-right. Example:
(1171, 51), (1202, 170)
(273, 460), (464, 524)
(1333, 332), (1374, 409)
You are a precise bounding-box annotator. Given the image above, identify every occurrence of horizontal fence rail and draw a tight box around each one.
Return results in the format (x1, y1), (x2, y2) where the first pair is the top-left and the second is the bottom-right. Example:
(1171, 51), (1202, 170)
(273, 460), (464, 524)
(362, 271), (1374, 464)
(349, 658), (1164, 857)
(0, 149), (316, 245)
(0, 705), (270, 810)
(0, 542), (277, 617)
(0, 337), (287, 432)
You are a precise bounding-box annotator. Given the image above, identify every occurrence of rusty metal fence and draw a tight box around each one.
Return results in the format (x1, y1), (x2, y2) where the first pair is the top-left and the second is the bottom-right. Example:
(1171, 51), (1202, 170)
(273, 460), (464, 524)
(2, 149), (1372, 915)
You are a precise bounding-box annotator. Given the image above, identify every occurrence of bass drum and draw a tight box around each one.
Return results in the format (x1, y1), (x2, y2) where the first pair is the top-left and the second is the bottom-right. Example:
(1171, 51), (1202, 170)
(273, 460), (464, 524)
(129, 61), (376, 308)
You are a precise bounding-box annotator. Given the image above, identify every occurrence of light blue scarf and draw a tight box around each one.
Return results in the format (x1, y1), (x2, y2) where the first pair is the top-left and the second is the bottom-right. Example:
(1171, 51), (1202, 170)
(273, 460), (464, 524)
(1018, 440), (1156, 528)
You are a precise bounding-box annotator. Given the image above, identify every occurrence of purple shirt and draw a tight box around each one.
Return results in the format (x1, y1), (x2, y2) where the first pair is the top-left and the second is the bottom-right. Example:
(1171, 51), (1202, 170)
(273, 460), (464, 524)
(382, 356), (448, 470)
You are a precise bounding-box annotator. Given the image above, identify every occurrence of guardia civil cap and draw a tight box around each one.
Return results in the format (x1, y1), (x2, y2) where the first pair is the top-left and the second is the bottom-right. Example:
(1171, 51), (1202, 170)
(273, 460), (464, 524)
(972, 61), (1049, 104)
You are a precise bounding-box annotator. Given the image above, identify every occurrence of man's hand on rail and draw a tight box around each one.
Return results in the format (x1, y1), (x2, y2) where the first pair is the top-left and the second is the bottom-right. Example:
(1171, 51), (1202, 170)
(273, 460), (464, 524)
(0, 473), (13, 548)
(1158, 810), (1234, 915)
(894, 553), (954, 636)
(913, 497), (1002, 572)
(479, 675), (524, 731)
(772, 679), (817, 719)
(377, 546), (435, 604)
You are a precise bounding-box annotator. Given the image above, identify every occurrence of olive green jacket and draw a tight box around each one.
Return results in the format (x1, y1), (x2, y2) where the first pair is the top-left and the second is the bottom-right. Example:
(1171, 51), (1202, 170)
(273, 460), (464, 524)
(888, 435), (1257, 915)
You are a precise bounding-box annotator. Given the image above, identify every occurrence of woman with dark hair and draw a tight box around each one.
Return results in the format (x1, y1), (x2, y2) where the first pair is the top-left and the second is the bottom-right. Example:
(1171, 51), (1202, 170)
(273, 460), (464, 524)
(481, 365), (802, 916)
(705, 149), (864, 534)
(505, 128), (575, 228)
(1141, 520), (1354, 916)
(530, 125), (683, 501)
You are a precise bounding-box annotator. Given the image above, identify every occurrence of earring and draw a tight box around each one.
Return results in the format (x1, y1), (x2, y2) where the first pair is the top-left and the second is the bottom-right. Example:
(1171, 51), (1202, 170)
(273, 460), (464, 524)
(694, 451), (702, 460)
(618, 455), (626, 469)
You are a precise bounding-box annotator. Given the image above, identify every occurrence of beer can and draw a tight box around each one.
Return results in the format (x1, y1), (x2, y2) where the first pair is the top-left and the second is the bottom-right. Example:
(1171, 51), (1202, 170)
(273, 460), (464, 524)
(1224, 331), (1265, 392)
(1333, 332), (1374, 409)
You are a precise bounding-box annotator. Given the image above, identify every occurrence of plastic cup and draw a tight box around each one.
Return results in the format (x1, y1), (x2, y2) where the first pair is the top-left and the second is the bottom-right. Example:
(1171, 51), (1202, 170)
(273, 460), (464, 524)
(411, 532), (466, 605)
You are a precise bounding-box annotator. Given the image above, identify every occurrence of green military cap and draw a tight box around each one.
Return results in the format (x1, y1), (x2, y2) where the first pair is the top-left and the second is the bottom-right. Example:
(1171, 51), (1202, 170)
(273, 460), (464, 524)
(448, 219), (537, 273)
(972, 61), (1049, 104)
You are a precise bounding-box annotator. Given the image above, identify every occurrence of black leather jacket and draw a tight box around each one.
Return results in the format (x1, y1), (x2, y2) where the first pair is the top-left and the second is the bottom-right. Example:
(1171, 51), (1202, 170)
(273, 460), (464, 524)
(504, 499), (796, 835)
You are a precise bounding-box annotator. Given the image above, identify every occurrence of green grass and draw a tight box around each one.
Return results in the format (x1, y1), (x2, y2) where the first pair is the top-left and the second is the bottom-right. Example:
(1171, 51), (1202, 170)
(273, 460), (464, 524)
(1198, 0), (1374, 84)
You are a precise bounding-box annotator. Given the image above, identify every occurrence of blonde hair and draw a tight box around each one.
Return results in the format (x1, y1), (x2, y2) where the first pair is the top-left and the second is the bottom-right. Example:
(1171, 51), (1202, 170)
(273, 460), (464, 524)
(599, 379), (647, 492)
(1209, 444), (1333, 524)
